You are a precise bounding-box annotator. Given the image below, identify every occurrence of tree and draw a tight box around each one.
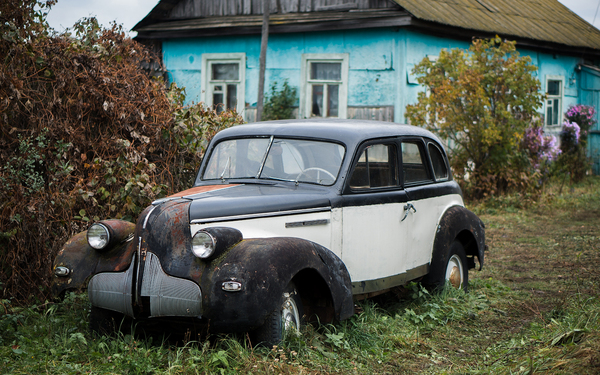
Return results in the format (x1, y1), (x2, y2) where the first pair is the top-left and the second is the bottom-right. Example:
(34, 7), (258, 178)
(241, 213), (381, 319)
(406, 37), (544, 198)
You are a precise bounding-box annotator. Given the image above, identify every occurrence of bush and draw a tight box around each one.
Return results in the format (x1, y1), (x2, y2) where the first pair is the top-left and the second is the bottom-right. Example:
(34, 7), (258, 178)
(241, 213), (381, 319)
(0, 1), (243, 303)
(262, 81), (298, 121)
(553, 105), (596, 183)
(406, 37), (544, 199)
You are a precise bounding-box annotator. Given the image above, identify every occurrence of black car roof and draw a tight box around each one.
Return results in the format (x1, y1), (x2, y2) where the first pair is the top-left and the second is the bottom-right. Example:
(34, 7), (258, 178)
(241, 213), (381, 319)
(211, 119), (442, 148)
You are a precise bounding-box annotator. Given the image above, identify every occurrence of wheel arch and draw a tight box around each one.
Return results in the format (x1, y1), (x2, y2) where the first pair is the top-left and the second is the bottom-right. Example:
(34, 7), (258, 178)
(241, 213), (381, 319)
(455, 229), (481, 270)
(292, 268), (336, 324)
(433, 205), (486, 271)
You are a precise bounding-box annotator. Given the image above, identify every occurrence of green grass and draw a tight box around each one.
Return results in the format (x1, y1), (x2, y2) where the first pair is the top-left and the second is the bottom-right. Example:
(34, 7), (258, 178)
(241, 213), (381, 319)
(2, 177), (600, 374)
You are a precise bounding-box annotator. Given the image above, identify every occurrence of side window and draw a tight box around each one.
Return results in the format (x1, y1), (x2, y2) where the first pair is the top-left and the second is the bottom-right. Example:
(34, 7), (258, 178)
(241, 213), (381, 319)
(428, 143), (448, 181)
(349, 144), (398, 189)
(401, 142), (432, 185)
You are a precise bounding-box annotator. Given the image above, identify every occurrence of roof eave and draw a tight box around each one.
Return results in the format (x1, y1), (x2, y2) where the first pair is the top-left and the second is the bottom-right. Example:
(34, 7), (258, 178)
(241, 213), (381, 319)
(408, 18), (600, 60)
(135, 12), (412, 39)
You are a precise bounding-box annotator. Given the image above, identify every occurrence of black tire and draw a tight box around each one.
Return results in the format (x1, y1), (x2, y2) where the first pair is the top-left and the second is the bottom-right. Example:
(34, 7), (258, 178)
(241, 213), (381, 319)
(252, 282), (303, 347)
(89, 306), (130, 336)
(424, 240), (469, 291)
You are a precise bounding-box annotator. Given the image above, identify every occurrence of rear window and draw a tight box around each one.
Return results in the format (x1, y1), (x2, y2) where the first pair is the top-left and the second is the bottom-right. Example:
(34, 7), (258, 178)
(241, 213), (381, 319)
(428, 143), (448, 181)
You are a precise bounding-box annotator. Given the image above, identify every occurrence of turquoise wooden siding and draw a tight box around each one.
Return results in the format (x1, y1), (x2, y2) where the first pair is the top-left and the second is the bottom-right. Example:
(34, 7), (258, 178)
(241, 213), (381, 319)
(162, 27), (598, 172)
(162, 28), (586, 122)
(581, 66), (600, 175)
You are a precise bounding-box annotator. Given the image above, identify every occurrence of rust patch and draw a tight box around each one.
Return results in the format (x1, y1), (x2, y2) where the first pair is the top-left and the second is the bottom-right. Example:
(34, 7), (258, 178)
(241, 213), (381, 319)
(168, 184), (239, 198)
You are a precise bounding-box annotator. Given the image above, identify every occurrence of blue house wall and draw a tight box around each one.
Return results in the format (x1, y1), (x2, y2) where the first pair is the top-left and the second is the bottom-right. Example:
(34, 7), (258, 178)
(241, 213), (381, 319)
(162, 28), (597, 130)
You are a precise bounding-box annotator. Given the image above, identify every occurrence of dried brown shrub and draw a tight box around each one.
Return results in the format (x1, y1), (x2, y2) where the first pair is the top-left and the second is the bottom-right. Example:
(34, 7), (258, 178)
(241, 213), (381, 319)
(0, 1), (243, 303)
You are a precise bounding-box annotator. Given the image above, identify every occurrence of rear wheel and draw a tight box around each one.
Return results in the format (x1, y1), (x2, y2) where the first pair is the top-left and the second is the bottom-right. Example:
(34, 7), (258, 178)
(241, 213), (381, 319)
(253, 282), (303, 347)
(425, 240), (468, 291)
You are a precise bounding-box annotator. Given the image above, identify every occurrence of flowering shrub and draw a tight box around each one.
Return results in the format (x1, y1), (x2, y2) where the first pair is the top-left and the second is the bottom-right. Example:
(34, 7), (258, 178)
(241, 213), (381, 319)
(566, 104), (597, 145)
(554, 105), (596, 182)
(559, 120), (581, 153)
(522, 123), (560, 168)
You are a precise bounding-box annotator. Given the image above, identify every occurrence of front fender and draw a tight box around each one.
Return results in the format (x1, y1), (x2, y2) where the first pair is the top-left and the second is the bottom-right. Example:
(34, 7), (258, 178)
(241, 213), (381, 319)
(201, 237), (353, 332)
(51, 220), (136, 297)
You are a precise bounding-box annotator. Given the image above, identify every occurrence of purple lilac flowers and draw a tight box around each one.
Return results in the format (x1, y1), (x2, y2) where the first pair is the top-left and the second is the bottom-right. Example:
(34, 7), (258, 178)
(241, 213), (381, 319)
(522, 124), (560, 166)
(560, 120), (580, 145)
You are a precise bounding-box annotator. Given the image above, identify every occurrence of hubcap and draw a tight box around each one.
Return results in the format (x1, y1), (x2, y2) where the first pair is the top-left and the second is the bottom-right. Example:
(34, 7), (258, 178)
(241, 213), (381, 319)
(281, 293), (300, 334)
(445, 254), (463, 289)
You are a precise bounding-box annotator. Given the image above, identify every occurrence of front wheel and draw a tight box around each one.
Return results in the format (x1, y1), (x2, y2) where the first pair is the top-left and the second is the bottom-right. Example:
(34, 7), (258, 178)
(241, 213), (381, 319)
(253, 282), (303, 347)
(424, 240), (468, 291)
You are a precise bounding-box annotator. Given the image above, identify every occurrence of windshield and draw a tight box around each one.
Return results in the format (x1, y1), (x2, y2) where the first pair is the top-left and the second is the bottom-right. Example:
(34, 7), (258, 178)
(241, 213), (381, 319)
(202, 137), (345, 185)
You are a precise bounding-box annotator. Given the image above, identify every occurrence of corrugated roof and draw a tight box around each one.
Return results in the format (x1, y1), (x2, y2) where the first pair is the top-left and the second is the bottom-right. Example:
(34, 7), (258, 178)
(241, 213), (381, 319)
(393, 0), (600, 50)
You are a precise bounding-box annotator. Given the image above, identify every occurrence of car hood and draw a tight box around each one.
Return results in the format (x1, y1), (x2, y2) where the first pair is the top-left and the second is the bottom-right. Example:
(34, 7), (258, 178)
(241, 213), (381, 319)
(173, 184), (333, 223)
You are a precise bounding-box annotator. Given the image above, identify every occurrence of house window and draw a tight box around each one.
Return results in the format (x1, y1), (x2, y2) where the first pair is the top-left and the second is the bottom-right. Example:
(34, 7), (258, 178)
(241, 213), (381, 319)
(201, 53), (245, 114)
(301, 54), (348, 119)
(545, 76), (563, 126)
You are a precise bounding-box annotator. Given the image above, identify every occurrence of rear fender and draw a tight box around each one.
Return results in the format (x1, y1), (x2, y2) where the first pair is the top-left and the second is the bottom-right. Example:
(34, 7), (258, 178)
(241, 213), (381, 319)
(432, 205), (486, 271)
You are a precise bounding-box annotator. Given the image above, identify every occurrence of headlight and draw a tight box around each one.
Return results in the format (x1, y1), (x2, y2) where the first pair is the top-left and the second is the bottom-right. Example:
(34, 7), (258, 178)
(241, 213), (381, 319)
(87, 223), (110, 250)
(192, 231), (216, 258)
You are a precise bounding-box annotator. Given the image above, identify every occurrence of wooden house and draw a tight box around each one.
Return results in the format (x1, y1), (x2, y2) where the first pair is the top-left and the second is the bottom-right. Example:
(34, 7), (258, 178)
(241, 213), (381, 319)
(133, 0), (600, 173)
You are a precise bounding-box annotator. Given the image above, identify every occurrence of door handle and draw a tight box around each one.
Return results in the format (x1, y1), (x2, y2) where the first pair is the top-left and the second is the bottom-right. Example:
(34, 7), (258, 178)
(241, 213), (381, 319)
(402, 203), (417, 222)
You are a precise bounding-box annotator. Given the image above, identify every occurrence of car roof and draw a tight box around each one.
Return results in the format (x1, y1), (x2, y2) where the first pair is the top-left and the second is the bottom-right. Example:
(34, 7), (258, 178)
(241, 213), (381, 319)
(211, 119), (443, 148)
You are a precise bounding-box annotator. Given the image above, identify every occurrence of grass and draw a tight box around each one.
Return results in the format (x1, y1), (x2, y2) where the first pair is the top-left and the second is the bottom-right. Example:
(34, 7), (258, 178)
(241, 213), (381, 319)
(1, 177), (600, 374)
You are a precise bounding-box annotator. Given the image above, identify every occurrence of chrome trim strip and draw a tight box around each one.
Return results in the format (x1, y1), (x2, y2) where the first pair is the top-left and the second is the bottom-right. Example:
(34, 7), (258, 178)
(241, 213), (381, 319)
(285, 219), (330, 228)
(143, 205), (157, 229)
(135, 237), (142, 304)
(351, 264), (430, 295)
(190, 206), (332, 224)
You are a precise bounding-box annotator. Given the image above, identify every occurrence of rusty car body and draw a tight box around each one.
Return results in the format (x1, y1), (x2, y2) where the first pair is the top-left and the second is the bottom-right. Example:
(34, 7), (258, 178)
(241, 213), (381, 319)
(52, 119), (485, 345)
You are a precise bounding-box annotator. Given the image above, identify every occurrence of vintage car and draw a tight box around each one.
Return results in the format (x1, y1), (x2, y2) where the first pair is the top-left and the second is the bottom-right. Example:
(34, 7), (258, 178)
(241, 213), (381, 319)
(52, 119), (485, 345)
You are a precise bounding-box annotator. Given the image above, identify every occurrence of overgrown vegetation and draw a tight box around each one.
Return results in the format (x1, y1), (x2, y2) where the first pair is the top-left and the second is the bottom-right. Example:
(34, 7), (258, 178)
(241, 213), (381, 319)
(1, 177), (599, 373)
(406, 37), (545, 199)
(0, 0), (243, 304)
(262, 80), (298, 121)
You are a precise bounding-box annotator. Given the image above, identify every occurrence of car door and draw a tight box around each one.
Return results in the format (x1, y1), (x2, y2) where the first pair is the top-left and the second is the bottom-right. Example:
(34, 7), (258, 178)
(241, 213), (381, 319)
(341, 140), (409, 292)
(401, 139), (461, 270)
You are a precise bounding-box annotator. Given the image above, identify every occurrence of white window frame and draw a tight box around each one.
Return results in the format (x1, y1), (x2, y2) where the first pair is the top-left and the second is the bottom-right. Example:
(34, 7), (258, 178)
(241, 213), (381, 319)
(300, 54), (349, 119)
(201, 53), (246, 115)
(545, 75), (564, 127)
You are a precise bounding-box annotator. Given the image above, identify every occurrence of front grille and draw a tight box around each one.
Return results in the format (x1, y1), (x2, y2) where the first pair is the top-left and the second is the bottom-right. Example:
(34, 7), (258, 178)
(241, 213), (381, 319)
(140, 252), (202, 318)
(88, 256), (135, 317)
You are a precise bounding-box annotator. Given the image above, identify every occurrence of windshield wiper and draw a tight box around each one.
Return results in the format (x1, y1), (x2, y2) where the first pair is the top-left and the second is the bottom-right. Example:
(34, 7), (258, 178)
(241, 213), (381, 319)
(261, 176), (297, 183)
(256, 136), (274, 178)
(220, 156), (231, 182)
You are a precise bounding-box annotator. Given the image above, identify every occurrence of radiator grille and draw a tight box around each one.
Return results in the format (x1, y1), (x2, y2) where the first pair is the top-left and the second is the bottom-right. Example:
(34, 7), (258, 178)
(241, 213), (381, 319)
(140, 252), (202, 318)
(88, 256), (135, 317)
